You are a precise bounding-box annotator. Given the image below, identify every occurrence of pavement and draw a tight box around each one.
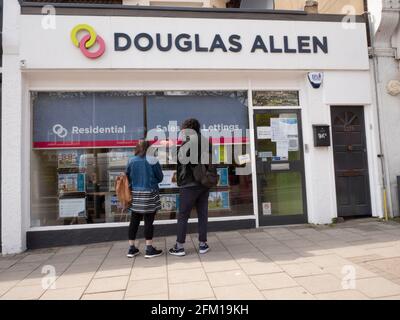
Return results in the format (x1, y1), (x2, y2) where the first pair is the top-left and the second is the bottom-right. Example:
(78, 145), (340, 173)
(1, 218), (400, 300)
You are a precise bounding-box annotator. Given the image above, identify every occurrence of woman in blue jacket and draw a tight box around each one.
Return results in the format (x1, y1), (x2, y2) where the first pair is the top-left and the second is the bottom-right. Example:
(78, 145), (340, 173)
(126, 140), (164, 258)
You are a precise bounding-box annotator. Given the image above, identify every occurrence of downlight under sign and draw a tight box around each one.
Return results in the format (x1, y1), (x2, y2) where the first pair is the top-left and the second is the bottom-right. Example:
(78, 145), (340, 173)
(20, 16), (369, 70)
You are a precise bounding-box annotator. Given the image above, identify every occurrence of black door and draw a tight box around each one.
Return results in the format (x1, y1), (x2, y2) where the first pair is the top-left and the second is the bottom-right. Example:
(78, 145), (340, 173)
(254, 109), (307, 225)
(331, 106), (371, 217)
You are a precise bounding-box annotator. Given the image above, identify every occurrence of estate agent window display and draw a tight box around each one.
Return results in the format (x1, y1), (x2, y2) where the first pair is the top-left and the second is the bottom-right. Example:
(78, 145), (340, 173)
(31, 91), (254, 227)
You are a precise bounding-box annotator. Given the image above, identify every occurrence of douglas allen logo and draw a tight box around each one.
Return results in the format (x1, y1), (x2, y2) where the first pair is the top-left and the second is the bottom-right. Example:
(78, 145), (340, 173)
(71, 24), (106, 59)
(53, 124), (68, 138)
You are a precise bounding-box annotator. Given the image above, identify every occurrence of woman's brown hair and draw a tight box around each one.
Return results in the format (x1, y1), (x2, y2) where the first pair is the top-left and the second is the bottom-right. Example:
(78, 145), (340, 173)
(135, 140), (151, 157)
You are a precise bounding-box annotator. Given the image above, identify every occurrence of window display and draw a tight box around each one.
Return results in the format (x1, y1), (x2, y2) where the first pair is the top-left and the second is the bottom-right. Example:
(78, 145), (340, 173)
(31, 91), (254, 227)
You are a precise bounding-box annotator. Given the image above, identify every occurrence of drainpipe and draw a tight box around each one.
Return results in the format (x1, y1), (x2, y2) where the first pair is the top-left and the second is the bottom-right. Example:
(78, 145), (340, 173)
(367, 11), (392, 220)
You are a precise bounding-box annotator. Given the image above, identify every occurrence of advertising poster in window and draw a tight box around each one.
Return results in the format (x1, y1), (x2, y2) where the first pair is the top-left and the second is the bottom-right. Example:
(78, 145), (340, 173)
(159, 170), (178, 189)
(160, 194), (180, 213)
(58, 173), (85, 194)
(208, 191), (230, 211)
(108, 171), (124, 192)
(57, 150), (79, 168)
(59, 198), (86, 218)
(217, 168), (229, 187)
(108, 150), (133, 168)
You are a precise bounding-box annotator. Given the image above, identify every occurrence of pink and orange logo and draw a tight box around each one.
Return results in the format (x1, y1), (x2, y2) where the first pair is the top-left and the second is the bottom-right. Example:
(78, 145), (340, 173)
(71, 24), (106, 59)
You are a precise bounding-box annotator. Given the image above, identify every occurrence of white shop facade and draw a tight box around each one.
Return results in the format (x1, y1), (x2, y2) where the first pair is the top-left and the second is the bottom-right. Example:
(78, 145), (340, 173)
(1, 4), (384, 253)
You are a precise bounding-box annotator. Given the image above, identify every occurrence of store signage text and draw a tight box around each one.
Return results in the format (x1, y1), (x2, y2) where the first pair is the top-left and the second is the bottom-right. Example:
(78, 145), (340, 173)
(114, 33), (328, 54)
(71, 125), (126, 135)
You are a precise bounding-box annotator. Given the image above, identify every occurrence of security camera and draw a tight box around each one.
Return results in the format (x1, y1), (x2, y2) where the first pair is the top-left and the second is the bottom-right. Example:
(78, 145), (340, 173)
(20, 60), (27, 69)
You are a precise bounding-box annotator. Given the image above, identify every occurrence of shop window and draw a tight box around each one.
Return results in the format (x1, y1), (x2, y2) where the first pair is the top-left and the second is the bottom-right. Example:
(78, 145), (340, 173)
(31, 91), (253, 227)
(252, 91), (299, 107)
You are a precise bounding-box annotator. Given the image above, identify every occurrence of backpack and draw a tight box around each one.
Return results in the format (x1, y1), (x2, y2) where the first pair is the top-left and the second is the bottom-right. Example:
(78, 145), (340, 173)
(193, 164), (219, 189)
(115, 174), (132, 209)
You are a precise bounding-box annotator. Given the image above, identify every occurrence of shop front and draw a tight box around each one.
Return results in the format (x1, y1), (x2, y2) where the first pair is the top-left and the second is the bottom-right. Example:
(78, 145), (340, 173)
(1, 4), (382, 253)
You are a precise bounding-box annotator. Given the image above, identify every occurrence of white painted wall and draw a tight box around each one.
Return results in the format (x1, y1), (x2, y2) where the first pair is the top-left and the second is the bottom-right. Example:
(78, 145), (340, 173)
(1, 0), (26, 254)
(369, 1), (400, 217)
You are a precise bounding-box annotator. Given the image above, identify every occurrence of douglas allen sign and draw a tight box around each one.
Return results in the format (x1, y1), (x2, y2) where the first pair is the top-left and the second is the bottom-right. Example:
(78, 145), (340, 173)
(114, 32), (328, 54)
(20, 16), (369, 70)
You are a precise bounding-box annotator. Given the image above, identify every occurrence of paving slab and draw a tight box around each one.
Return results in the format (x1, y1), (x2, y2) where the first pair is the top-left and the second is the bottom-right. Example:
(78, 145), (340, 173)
(315, 290), (369, 300)
(169, 281), (214, 300)
(85, 275), (129, 294)
(168, 268), (208, 284)
(294, 274), (344, 294)
(250, 272), (298, 291)
(125, 278), (168, 298)
(40, 287), (86, 300)
(213, 283), (264, 300)
(262, 286), (315, 300)
(207, 269), (251, 288)
(82, 291), (125, 300)
(355, 277), (400, 298)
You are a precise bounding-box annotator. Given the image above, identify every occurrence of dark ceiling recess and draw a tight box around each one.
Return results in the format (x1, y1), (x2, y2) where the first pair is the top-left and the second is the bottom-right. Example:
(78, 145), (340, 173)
(227, 0), (241, 8)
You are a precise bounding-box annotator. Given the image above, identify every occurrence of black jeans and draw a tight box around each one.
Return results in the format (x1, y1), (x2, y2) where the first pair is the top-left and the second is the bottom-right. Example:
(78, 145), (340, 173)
(128, 212), (156, 241)
(176, 186), (210, 244)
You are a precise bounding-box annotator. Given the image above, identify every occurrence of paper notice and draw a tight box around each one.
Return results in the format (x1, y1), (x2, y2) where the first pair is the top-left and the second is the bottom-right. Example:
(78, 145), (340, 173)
(271, 118), (286, 142)
(262, 202), (272, 215)
(258, 151), (273, 158)
(288, 138), (299, 151)
(238, 153), (251, 165)
(271, 118), (298, 142)
(276, 140), (289, 158)
(287, 121), (298, 135)
(257, 126), (272, 140)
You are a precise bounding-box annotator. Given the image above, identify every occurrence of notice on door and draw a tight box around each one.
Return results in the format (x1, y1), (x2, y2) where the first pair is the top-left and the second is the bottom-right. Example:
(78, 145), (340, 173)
(276, 140), (289, 158)
(257, 126), (272, 140)
(271, 118), (286, 142)
(262, 202), (272, 215)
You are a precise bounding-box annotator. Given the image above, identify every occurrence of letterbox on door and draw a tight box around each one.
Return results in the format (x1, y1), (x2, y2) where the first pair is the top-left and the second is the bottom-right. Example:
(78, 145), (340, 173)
(313, 125), (331, 147)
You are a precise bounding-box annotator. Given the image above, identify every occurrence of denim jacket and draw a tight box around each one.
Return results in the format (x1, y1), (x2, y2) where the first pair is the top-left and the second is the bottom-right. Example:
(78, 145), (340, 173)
(125, 155), (164, 191)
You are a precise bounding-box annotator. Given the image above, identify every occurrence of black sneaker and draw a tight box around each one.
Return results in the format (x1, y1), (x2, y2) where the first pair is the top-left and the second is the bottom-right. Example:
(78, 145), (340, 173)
(168, 244), (186, 257)
(145, 246), (163, 259)
(199, 243), (210, 254)
(127, 246), (139, 258)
